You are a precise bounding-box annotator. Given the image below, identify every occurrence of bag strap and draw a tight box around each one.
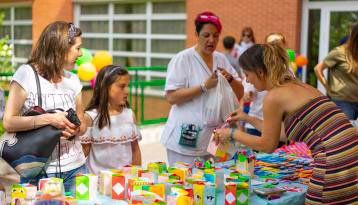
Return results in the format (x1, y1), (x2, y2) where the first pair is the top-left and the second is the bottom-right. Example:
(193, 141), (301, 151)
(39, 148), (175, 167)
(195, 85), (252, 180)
(29, 64), (42, 107)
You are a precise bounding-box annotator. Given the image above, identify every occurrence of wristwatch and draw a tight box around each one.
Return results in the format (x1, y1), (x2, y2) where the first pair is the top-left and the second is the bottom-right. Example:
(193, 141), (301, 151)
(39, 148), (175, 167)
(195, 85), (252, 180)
(200, 83), (208, 93)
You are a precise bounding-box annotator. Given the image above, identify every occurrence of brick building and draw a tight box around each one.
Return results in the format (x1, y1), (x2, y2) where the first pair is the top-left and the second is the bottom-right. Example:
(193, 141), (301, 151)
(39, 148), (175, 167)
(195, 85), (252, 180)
(0, 0), (357, 121)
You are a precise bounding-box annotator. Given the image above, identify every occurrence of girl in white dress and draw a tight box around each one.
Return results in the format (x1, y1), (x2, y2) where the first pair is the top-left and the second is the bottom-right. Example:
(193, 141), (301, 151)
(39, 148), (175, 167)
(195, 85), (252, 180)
(81, 65), (142, 175)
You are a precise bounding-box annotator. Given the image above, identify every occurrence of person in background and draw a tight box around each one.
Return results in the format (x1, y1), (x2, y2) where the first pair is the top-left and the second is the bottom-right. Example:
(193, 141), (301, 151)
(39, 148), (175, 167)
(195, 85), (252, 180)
(223, 36), (242, 78)
(161, 11), (243, 166)
(233, 26), (256, 59)
(3, 21), (87, 194)
(81, 65), (142, 175)
(214, 43), (358, 204)
(314, 23), (358, 120)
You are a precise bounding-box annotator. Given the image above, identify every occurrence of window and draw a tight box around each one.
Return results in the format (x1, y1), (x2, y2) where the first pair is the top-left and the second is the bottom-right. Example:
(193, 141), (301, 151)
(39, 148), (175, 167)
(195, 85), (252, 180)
(74, 1), (186, 96)
(0, 5), (32, 67)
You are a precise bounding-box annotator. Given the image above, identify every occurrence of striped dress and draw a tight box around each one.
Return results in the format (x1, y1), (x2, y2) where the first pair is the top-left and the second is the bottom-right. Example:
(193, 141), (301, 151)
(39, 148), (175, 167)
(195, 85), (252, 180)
(284, 96), (358, 205)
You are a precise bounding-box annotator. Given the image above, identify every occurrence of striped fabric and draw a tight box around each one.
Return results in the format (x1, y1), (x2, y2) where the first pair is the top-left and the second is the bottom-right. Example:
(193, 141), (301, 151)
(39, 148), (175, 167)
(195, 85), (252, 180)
(284, 96), (358, 205)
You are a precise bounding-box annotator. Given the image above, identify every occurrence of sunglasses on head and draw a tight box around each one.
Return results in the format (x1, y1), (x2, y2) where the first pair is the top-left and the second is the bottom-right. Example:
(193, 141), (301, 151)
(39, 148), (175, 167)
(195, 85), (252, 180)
(243, 33), (251, 37)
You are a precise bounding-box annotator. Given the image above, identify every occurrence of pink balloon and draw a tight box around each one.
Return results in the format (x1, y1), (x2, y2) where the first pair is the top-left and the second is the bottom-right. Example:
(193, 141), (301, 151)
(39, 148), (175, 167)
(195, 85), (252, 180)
(90, 73), (97, 89)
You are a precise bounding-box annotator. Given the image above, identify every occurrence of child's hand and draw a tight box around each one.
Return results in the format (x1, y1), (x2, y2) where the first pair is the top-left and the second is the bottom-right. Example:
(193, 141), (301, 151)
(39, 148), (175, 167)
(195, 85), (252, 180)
(226, 109), (248, 123)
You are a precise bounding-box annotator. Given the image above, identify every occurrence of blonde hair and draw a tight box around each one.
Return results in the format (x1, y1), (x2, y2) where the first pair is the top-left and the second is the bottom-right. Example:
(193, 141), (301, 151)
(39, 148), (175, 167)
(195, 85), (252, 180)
(346, 23), (358, 73)
(239, 43), (297, 87)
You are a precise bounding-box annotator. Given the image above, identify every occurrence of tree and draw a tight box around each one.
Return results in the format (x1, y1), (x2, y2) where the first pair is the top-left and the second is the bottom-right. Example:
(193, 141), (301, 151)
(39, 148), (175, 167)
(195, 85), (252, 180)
(0, 10), (14, 73)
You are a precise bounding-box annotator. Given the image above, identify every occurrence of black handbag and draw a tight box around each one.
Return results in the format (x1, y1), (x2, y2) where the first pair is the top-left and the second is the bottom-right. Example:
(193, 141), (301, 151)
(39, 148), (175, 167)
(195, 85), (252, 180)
(0, 65), (62, 178)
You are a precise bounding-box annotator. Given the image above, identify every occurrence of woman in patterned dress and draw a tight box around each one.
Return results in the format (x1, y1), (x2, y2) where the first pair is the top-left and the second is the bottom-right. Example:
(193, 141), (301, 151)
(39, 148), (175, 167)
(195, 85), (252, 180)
(213, 42), (358, 204)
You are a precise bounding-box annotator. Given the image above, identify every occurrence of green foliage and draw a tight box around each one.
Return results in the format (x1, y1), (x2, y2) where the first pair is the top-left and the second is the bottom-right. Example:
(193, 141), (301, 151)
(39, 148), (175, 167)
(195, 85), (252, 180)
(0, 10), (15, 73)
(0, 121), (4, 136)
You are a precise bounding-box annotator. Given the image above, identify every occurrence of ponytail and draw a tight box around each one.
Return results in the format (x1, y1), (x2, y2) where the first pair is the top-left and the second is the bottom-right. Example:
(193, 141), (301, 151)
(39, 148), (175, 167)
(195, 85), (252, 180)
(263, 43), (297, 86)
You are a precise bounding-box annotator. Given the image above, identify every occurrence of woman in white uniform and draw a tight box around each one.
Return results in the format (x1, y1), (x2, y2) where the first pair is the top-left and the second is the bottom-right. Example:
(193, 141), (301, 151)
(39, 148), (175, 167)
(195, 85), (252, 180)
(161, 11), (244, 166)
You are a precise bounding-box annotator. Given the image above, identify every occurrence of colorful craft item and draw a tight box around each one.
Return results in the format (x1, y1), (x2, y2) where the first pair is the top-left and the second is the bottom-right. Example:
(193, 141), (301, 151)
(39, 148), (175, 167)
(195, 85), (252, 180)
(75, 174), (98, 201)
(147, 162), (167, 174)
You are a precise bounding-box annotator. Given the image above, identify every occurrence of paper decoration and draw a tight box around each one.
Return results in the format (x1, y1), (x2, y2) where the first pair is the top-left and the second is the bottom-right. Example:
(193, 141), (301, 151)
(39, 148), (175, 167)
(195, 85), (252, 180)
(204, 183), (216, 205)
(147, 162), (167, 174)
(76, 174), (98, 201)
(193, 183), (205, 205)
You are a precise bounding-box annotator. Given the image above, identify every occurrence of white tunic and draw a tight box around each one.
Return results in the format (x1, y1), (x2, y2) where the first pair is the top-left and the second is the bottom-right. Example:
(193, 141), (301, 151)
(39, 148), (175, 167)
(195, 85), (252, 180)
(81, 108), (141, 175)
(161, 46), (240, 156)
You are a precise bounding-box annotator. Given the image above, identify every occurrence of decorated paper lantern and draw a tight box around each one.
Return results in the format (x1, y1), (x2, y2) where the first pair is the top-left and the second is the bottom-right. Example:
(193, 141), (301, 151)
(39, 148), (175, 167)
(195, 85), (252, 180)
(76, 48), (92, 66)
(78, 62), (96, 81)
(295, 55), (308, 67)
(287, 49), (296, 62)
(92, 51), (113, 71)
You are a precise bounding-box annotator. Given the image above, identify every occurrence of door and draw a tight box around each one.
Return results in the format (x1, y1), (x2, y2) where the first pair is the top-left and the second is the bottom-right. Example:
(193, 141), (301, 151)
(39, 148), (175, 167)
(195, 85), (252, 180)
(301, 0), (358, 92)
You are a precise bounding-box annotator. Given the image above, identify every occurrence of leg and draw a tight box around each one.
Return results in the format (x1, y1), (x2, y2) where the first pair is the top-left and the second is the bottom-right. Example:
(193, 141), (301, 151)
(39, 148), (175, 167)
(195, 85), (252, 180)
(331, 99), (355, 120)
(61, 164), (88, 196)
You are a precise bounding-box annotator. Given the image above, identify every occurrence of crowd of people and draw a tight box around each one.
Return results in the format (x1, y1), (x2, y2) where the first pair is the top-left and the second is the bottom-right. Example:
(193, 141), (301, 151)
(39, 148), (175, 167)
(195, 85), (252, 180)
(0, 11), (357, 204)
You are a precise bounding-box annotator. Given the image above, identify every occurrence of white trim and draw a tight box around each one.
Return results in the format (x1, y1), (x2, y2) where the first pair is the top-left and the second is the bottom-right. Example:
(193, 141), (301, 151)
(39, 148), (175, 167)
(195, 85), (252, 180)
(151, 34), (186, 40)
(151, 13), (186, 20)
(78, 15), (109, 21)
(300, 1), (309, 83)
(10, 40), (32, 44)
(306, 1), (358, 9)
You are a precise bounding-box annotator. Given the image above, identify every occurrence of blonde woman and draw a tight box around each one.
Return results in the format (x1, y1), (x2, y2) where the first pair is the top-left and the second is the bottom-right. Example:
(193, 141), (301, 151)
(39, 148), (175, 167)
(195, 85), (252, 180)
(214, 43), (358, 204)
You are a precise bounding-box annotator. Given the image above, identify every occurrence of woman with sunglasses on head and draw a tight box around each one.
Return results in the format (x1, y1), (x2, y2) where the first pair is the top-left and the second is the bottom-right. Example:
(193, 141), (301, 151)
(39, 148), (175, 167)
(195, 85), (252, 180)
(161, 11), (244, 166)
(233, 27), (256, 59)
(3, 22), (87, 194)
(80, 65), (142, 175)
(214, 43), (358, 204)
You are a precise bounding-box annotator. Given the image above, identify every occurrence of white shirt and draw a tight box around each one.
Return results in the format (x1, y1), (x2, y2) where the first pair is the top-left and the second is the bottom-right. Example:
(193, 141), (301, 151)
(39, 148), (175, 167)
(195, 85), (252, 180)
(81, 108), (141, 175)
(12, 64), (85, 173)
(242, 80), (267, 129)
(161, 46), (240, 156)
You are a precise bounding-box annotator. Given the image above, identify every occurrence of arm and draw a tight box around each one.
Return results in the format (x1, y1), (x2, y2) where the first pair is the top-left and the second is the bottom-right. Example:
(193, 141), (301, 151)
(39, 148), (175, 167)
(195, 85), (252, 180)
(228, 79), (244, 99)
(81, 113), (93, 157)
(75, 94), (87, 136)
(215, 93), (283, 153)
(3, 81), (73, 133)
(131, 140), (141, 166)
(166, 73), (217, 105)
(314, 62), (329, 91)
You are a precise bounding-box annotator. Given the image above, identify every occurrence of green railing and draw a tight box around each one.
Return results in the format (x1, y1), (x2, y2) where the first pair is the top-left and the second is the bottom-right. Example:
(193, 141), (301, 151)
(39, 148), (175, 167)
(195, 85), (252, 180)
(127, 66), (167, 125)
(0, 66), (168, 125)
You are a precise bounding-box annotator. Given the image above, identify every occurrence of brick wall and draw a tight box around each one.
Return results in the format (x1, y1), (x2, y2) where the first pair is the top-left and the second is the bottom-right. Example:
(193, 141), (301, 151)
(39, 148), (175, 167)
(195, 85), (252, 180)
(186, 0), (302, 52)
(32, 0), (73, 46)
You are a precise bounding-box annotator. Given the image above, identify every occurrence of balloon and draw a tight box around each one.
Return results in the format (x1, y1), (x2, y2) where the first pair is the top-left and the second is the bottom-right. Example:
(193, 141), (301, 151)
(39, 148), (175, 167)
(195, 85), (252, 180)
(90, 73), (97, 89)
(76, 48), (92, 66)
(291, 62), (297, 74)
(287, 49), (296, 62)
(295, 55), (308, 67)
(77, 63), (96, 81)
(92, 51), (113, 72)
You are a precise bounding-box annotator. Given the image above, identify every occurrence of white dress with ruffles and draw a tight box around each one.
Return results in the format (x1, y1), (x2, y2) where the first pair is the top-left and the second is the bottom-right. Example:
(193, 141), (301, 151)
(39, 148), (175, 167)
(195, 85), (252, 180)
(80, 108), (141, 175)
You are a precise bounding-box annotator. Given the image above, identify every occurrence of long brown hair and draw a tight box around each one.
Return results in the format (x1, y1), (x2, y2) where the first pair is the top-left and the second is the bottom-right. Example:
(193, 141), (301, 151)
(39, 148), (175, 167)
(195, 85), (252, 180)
(239, 27), (256, 44)
(346, 23), (358, 73)
(27, 21), (82, 81)
(239, 43), (297, 87)
(86, 65), (129, 129)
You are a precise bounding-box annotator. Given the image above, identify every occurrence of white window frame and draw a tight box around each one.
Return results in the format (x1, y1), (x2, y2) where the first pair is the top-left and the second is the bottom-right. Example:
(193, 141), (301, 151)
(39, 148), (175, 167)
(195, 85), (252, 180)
(0, 2), (32, 66)
(73, 1), (186, 96)
(301, 0), (358, 91)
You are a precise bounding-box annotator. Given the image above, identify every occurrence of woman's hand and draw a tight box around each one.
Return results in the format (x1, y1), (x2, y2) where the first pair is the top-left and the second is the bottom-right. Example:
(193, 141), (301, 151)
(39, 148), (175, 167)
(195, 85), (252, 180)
(213, 128), (230, 145)
(218, 67), (234, 83)
(204, 73), (218, 89)
(47, 112), (76, 139)
(227, 109), (248, 123)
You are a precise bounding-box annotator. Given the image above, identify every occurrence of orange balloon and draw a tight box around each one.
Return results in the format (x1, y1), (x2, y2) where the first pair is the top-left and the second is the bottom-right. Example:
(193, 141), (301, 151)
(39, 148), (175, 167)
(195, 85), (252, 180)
(295, 55), (308, 67)
(92, 51), (113, 71)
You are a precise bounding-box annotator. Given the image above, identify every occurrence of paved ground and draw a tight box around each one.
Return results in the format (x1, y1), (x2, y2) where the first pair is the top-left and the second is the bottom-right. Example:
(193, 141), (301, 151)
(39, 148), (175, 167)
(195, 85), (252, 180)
(138, 124), (168, 167)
